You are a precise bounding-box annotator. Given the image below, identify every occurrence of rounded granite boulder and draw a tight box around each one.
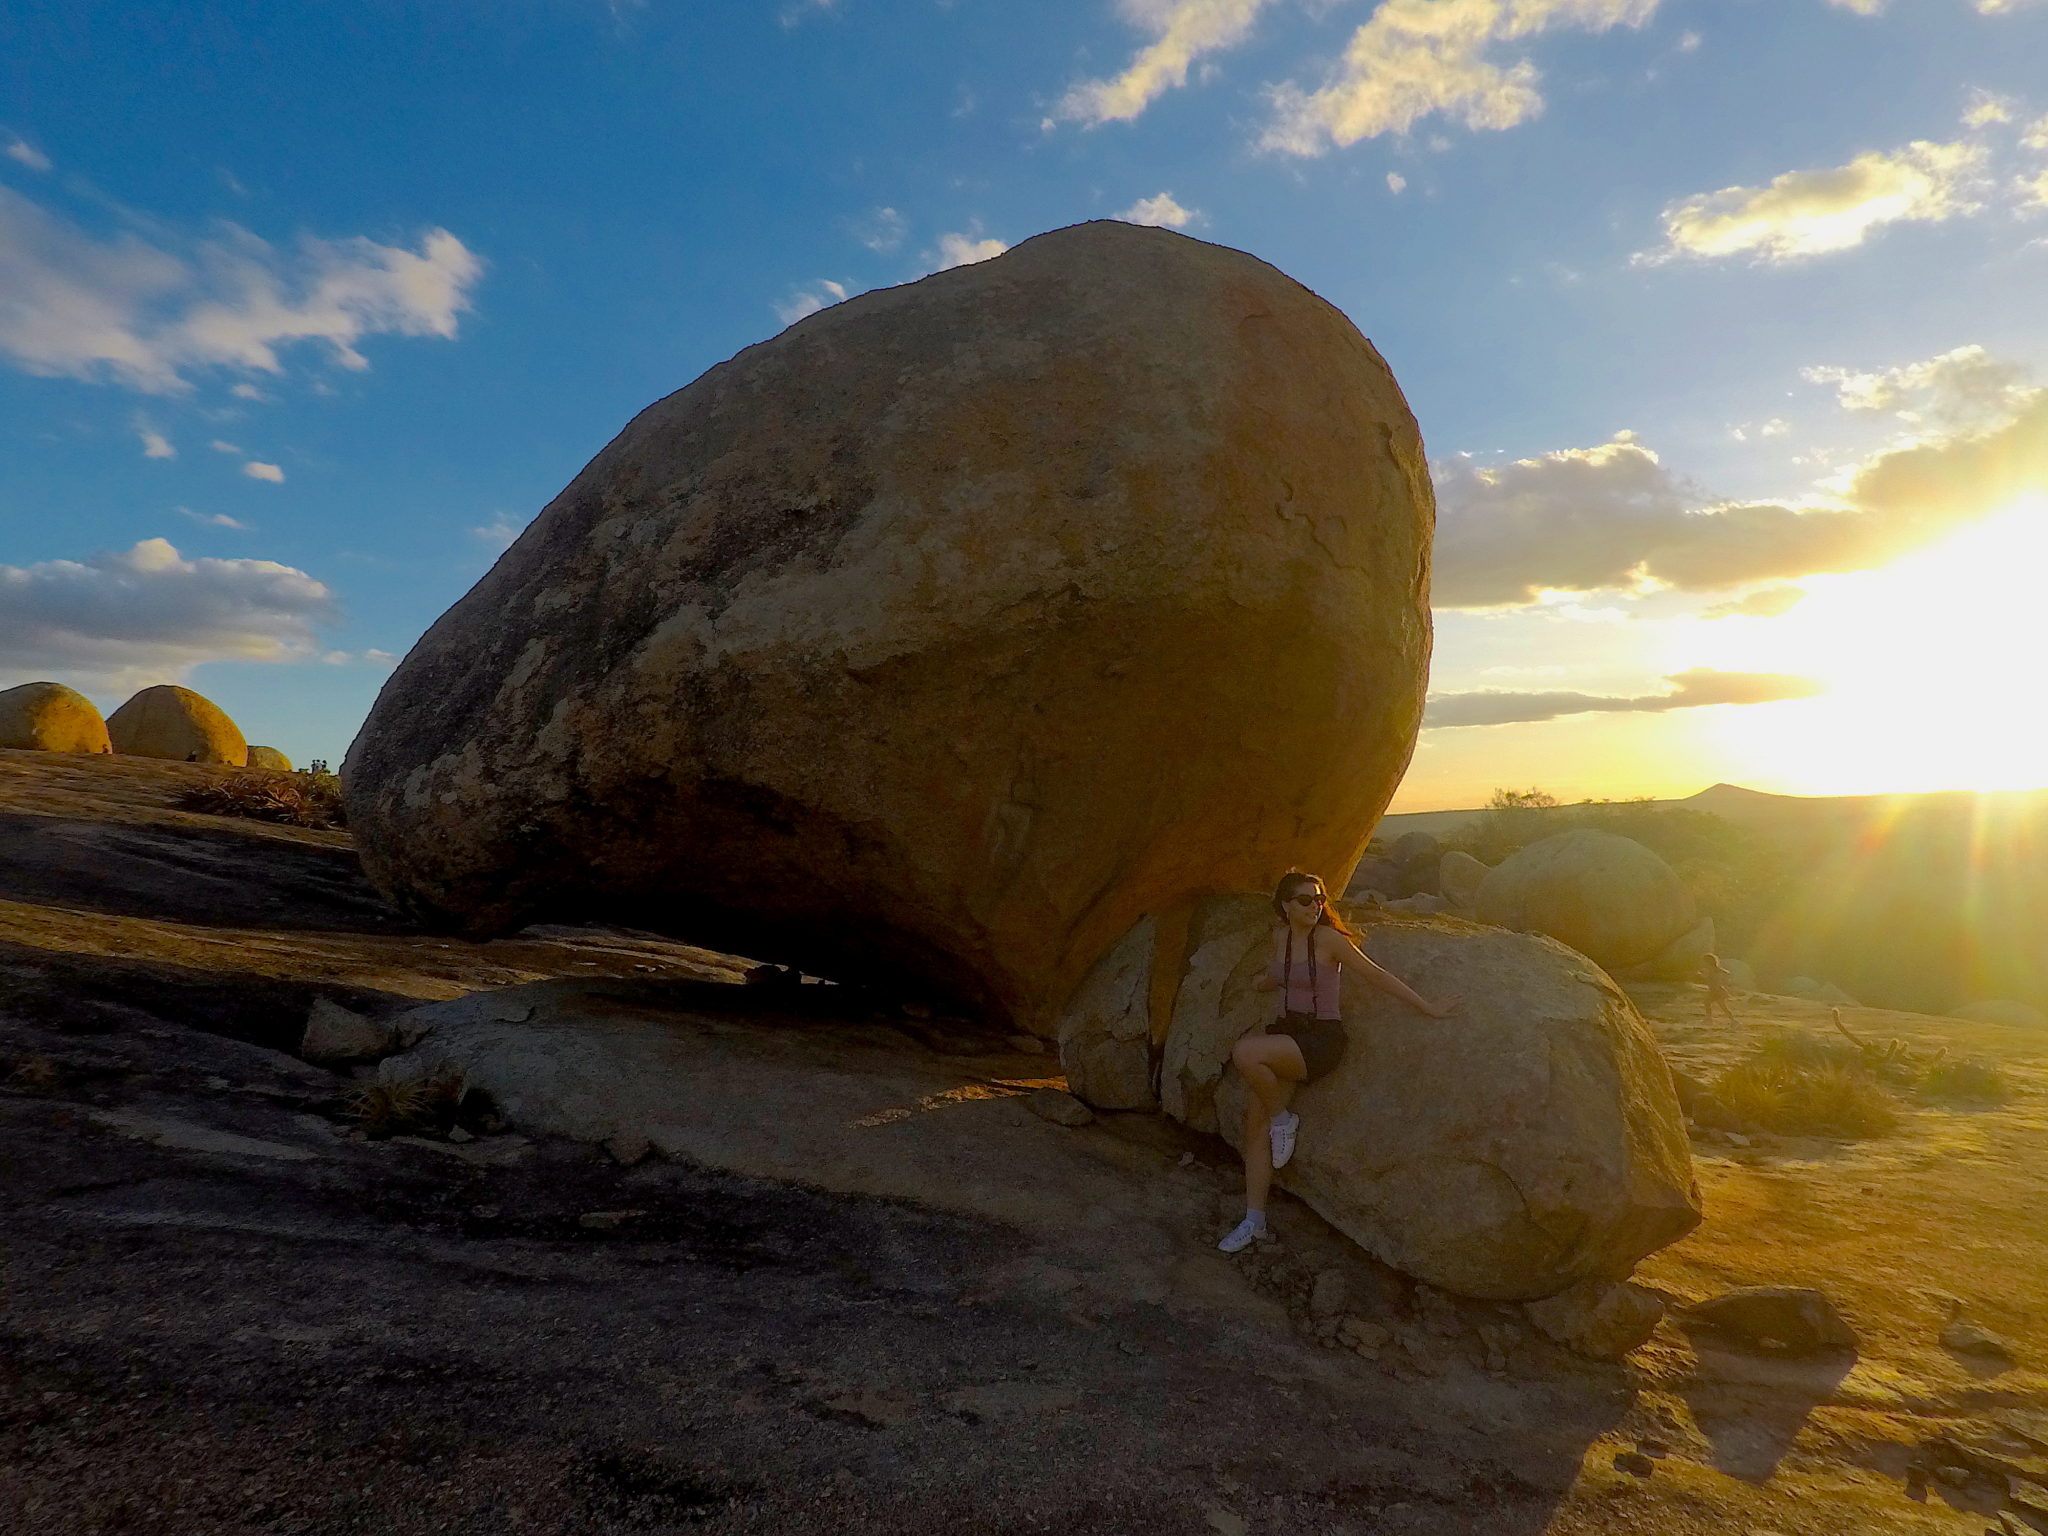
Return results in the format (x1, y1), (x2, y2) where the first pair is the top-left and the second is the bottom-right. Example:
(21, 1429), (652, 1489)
(344, 221), (1435, 1033)
(0, 682), (113, 753)
(1474, 829), (1697, 972)
(107, 685), (248, 766)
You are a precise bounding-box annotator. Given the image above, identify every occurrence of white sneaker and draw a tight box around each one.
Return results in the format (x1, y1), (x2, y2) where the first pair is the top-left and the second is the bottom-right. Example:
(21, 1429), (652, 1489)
(1269, 1110), (1300, 1170)
(1217, 1214), (1268, 1254)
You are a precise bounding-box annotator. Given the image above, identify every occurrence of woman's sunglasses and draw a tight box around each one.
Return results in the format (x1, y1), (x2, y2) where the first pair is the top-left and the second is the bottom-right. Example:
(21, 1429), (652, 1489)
(1288, 892), (1326, 907)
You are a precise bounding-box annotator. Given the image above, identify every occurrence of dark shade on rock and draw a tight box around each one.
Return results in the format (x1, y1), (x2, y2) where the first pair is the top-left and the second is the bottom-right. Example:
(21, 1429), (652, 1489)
(1686, 1285), (1857, 1353)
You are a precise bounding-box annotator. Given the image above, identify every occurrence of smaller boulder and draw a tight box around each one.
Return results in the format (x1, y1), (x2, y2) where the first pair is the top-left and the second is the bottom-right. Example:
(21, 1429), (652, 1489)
(1308, 1269), (1350, 1320)
(0, 682), (113, 753)
(1436, 850), (1488, 909)
(1720, 957), (1757, 991)
(1685, 1286), (1857, 1353)
(1938, 1315), (2013, 1361)
(1952, 1000), (2047, 1030)
(107, 684), (247, 765)
(1055, 916), (1157, 1110)
(1524, 1278), (1666, 1360)
(1344, 855), (1404, 900)
(245, 745), (294, 772)
(1647, 917), (1715, 981)
(1024, 1088), (1095, 1128)
(1474, 830), (1697, 970)
(1782, 976), (1859, 1006)
(301, 998), (399, 1065)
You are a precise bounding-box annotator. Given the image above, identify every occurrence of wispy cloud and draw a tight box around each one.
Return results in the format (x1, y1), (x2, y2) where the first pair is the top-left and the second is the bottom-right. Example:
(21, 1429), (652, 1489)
(1262, 0), (1661, 157)
(179, 507), (248, 531)
(1702, 585), (1806, 619)
(852, 206), (907, 253)
(0, 536), (333, 690)
(1055, 0), (1279, 127)
(1641, 139), (1986, 263)
(0, 184), (483, 393)
(775, 278), (850, 325)
(1118, 191), (1196, 226)
(5, 138), (51, 172)
(1424, 668), (1822, 728)
(1803, 344), (2034, 430)
(208, 438), (243, 454)
(470, 516), (529, 552)
(242, 460), (285, 483)
(137, 427), (175, 459)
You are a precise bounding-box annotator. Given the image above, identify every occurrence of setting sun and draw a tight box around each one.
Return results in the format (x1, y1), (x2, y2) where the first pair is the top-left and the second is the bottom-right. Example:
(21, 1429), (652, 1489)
(1694, 495), (2048, 795)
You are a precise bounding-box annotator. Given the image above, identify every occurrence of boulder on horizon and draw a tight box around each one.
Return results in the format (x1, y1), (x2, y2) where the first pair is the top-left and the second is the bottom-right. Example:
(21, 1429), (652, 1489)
(342, 221), (1434, 1035)
(1474, 829), (1697, 971)
(0, 682), (112, 754)
(245, 745), (294, 772)
(1154, 896), (1701, 1301)
(107, 685), (247, 766)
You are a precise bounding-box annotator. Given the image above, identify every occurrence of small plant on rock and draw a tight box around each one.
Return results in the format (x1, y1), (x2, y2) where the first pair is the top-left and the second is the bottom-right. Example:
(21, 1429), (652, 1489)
(177, 768), (347, 830)
(1920, 1056), (2014, 1104)
(1710, 1053), (1903, 1138)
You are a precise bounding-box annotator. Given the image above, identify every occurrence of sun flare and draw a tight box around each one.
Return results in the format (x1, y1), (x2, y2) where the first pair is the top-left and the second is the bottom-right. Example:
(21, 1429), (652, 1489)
(1692, 496), (2048, 795)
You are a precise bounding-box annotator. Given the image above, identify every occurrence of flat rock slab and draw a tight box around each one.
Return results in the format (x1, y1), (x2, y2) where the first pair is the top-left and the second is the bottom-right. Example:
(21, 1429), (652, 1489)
(89, 1108), (324, 1163)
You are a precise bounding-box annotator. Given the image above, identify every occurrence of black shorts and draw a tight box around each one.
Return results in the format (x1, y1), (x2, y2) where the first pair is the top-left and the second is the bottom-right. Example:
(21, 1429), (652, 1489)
(1270, 1013), (1348, 1085)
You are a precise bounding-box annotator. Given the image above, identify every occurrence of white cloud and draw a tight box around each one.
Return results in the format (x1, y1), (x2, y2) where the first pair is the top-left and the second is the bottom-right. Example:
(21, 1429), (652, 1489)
(0, 537), (333, 690)
(229, 382), (265, 400)
(1055, 0), (1279, 127)
(242, 460), (285, 483)
(178, 507), (248, 531)
(1642, 139), (1986, 263)
(933, 230), (1008, 270)
(5, 138), (51, 172)
(774, 278), (850, 325)
(2020, 167), (2048, 209)
(1803, 344), (2036, 430)
(1676, 28), (1700, 49)
(2024, 114), (2048, 152)
(1433, 370), (2048, 608)
(1976, 0), (2048, 12)
(1119, 191), (1196, 226)
(1963, 90), (2015, 129)
(1702, 585), (1806, 620)
(1424, 668), (1821, 728)
(853, 206), (907, 253)
(1262, 0), (1661, 157)
(1825, 0), (1885, 13)
(0, 184), (483, 393)
(1386, 171), (1408, 194)
(208, 438), (243, 454)
(138, 428), (175, 459)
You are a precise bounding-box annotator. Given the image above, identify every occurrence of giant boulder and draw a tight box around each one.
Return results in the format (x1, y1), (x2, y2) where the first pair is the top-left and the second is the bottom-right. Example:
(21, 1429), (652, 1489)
(1474, 829), (1696, 971)
(0, 682), (112, 753)
(344, 222), (1434, 1034)
(1160, 896), (1700, 1300)
(107, 685), (247, 765)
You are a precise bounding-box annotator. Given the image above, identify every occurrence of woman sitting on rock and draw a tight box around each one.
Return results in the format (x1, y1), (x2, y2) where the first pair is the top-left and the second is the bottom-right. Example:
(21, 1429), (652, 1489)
(1217, 870), (1458, 1254)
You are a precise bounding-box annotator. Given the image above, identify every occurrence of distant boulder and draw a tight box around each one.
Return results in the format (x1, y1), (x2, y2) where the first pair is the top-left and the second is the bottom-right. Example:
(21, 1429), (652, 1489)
(1474, 829), (1696, 971)
(342, 222), (1435, 1035)
(108, 685), (247, 766)
(1159, 896), (1701, 1300)
(1951, 999), (2047, 1029)
(0, 681), (112, 754)
(245, 745), (294, 772)
(1344, 855), (1405, 900)
(1436, 849), (1487, 909)
(1780, 975), (1858, 1006)
(1645, 917), (1716, 981)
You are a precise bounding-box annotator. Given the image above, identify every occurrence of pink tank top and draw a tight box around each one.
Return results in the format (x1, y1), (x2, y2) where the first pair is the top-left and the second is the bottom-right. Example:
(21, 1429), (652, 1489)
(1276, 927), (1341, 1019)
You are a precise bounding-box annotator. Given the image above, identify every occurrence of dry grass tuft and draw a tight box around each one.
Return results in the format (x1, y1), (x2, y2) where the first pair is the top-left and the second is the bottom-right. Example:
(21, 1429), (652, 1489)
(177, 769), (346, 829)
(6, 1056), (61, 1089)
(1921, 1056), (2015, 1104)
(343, 1063), (466, 1138)
(1710, 1052), (1904, 1138)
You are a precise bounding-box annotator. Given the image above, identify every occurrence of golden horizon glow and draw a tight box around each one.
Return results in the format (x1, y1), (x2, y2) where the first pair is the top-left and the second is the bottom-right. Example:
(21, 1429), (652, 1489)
(1691, 494), (2048, 797)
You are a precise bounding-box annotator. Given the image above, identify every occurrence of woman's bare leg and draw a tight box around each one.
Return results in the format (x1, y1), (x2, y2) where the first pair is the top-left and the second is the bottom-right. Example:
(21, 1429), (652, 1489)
(1230, 1034), (1307, 1218)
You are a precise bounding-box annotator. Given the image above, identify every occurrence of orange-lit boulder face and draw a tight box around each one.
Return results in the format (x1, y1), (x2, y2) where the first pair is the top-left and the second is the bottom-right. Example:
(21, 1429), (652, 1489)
(344, 221), (1434, 1034)
(0, 682), (113, 753)
(245, 745), (294, 772)
(107, 685), (248, 766)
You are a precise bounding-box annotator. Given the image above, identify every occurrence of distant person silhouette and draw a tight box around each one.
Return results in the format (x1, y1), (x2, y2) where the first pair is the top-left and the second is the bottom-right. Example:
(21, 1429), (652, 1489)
(1216, 870), (1459, 1254)
(1701, 951), (1740, 1027)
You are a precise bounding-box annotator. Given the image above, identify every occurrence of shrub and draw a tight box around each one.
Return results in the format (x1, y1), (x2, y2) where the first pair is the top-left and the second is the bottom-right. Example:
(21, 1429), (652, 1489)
(1709, 1052), (1903, 1138)
(177, 768), (346, 829)
(342, 1065), (463, 1138)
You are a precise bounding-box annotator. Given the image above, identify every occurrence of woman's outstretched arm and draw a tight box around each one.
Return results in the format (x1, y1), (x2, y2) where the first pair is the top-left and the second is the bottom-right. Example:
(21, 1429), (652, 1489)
(1331, 932), (1460, 1017)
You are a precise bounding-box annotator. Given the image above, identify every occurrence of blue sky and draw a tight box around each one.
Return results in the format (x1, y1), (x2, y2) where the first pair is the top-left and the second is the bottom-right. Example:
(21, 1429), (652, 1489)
(4, 0), (2046, 805)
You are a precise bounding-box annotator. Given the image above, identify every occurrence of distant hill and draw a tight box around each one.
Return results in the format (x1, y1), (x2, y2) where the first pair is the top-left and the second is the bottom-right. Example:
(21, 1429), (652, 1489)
(1378, 783), (2048, 1015)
